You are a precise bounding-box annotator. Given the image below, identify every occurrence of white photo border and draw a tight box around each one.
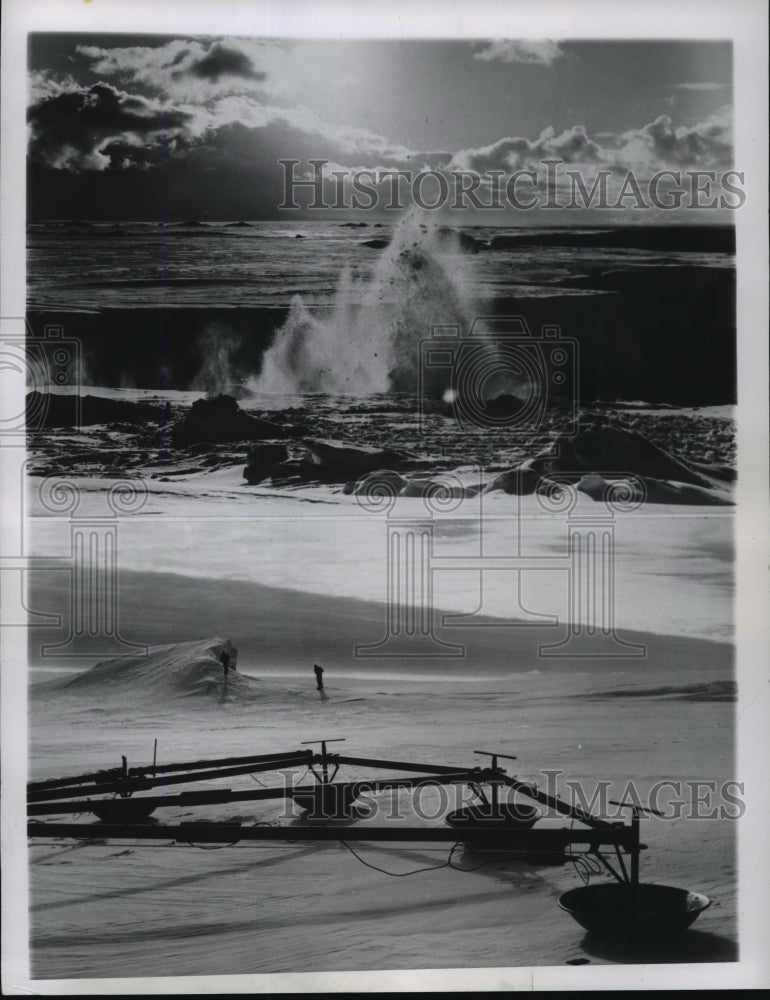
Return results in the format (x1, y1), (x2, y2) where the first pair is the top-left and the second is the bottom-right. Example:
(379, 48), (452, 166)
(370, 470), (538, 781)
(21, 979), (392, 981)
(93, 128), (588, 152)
(2, 0), (768, 993)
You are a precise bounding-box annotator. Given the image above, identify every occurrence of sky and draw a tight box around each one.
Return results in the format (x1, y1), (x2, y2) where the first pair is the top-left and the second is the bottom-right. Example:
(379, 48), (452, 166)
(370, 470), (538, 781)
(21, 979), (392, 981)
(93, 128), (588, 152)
(26, 35), (735, 222)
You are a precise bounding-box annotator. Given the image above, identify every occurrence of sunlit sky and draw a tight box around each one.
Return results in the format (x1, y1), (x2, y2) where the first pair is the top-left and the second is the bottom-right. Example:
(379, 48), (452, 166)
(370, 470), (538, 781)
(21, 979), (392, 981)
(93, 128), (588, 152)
(27, 35), (734, 220)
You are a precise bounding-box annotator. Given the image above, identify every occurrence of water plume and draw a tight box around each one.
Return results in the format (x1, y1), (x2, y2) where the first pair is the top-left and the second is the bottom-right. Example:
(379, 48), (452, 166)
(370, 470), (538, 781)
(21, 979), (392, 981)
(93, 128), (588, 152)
(252, 212), (479, 396)
(192, 321), (245, 398)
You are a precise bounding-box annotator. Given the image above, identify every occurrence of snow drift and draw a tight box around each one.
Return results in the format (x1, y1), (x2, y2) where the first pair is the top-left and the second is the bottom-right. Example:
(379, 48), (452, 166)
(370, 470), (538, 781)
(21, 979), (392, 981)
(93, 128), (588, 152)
(32, 637), (254, 702)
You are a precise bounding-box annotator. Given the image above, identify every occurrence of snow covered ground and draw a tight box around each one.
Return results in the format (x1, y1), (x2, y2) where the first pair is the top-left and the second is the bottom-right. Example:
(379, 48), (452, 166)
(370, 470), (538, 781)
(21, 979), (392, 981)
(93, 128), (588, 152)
(26, 637), (738, 983)
(5, 459), (764, 993)
(26, 469), (735, 646)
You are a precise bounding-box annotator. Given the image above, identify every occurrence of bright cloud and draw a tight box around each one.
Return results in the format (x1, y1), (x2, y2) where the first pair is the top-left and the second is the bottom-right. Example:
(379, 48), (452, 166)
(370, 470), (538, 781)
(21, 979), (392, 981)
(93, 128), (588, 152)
(473, 40), (565, 66)
(613, 110), (733, 171)
(451, 125), (602, 174)
(673, 82), (730, 91)
(449, 111), (732, 179)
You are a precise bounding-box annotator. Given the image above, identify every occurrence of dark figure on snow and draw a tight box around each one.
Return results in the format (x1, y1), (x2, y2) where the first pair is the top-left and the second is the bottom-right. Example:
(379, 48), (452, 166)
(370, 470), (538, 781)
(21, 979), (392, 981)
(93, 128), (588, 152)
(220, 649), (230, 678)
(313, 664), (324, 691)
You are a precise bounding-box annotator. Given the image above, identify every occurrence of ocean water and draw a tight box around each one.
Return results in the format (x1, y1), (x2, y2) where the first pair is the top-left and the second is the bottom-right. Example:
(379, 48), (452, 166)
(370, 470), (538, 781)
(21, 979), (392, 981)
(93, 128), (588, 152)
(27, 217), (734, 311)
(27, 216), (736, 405)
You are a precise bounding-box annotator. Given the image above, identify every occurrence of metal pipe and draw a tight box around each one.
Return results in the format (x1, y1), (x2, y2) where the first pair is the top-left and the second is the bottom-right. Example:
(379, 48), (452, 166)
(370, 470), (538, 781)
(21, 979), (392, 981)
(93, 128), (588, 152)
(588, 848), (627, 885)
(28, 771), (491, 816)
(27, 821), (637, 851)
(333, 754), (479, 775)
(28, 755), (311, 803)
(631, 809), (640, 885)
(500, 775), (618, 831)
(27, 749), (311, 793)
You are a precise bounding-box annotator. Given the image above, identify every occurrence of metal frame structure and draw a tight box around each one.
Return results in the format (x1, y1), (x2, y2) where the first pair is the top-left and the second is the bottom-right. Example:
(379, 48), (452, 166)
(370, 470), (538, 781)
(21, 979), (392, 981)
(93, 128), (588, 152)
(28, 740), (645, 890)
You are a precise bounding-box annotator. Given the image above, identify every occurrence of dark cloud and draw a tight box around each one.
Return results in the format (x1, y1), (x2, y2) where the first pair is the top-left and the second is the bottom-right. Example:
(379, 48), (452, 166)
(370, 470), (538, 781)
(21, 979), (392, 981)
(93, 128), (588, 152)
(183, 42), (266, 82)
(28, 82), (192, 170)
(27, 133), (289, 221)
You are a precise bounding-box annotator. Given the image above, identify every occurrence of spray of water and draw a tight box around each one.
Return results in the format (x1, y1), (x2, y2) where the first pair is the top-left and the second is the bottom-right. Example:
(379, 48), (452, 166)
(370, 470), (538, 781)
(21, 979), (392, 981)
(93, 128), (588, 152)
(191, 321), (245, 398)
(251, 212), (479, 396)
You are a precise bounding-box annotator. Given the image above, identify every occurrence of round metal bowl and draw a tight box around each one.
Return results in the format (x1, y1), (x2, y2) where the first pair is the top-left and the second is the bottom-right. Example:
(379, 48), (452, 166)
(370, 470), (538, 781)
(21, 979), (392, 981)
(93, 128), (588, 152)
(90, 798), (157, 823)
(445, 803), (541, 829)
(558, 882), (712, 939)
(289, 784), (359, 820)
(445, 803), (541, 851)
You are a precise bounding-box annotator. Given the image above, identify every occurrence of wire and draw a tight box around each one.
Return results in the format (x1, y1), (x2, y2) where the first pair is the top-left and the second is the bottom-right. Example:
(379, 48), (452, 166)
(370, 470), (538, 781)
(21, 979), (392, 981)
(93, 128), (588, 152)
(566, 851), (602, 885)
(338, 839), (500, 877)
(340, 839), (456, 876)
(182, 839), (242, 850)
(30, 835), (505, 871)
(448, 846), (500, 873)
(29, 840), (311, 852)
(564, 814), (607, 885)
